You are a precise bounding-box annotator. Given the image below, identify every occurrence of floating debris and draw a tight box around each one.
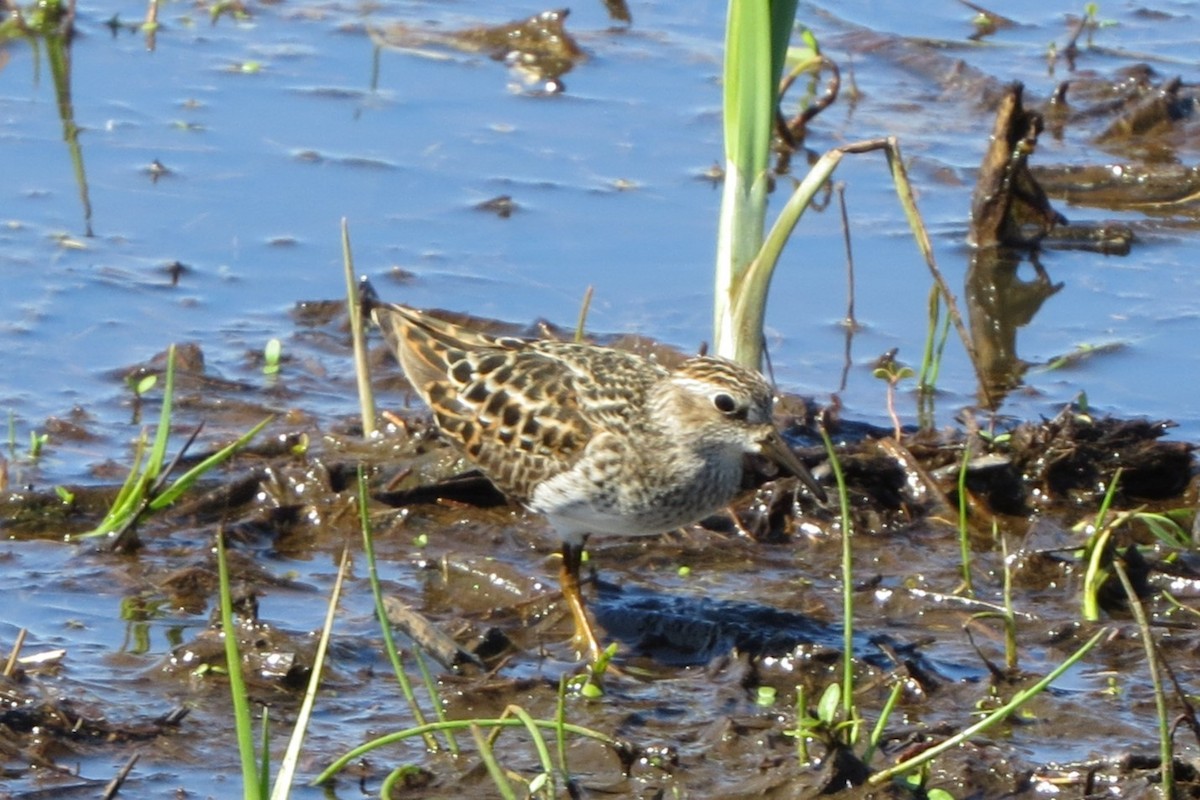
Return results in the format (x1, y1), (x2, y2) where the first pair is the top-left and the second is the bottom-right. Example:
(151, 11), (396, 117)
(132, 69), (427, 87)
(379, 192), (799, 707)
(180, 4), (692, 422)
(371, 9), (585, 93)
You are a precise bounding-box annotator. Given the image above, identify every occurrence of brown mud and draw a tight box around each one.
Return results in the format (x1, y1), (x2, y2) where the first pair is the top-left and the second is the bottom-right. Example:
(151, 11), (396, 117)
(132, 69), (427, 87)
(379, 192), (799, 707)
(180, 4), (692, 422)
(2, 330), (1198, 797)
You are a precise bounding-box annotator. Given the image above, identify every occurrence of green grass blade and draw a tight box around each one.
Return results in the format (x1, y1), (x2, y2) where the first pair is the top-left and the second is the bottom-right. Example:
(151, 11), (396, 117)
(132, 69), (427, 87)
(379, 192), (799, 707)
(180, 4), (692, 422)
(1081, 527), (1113, 623)
(918, 285), (940, 390)
(1094, 467), (1122, 531)
(258, 707), (270, 800)
(145, 343), (177, 485)
(1136, 512), (1191, 548)
(411, 646), (458, 751)
(555, 675), (569, 777)
(819, 422), (856, 729)
(217, 528), (263, 800)
(957, 443), (974, 596)
(1082, 468), (1122, 621)
(1113, 560), (1173, 797)
(504, 705), (557, 796)
(868, 627), (1110, 785)
(76, 430), (149, 538)
(149, 416), (272, 510)
(863, 679), (904, 765)
(926, 294), (953, 391)
(356, 466), (445, 752)
(86, 345), (177, 538)
(380, 765), (426, 796)
(313, 718), (625, 786)
(470, 723), (519, 800)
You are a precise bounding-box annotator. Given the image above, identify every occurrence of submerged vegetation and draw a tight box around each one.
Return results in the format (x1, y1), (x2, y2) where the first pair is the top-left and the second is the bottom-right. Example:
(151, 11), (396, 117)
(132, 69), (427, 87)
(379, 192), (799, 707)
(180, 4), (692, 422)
(2, 0), (1200, 798)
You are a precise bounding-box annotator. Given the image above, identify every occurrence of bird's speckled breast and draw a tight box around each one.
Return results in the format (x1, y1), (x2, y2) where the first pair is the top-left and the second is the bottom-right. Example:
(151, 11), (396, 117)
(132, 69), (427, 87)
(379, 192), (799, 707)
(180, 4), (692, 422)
(528, 433), (745, 541)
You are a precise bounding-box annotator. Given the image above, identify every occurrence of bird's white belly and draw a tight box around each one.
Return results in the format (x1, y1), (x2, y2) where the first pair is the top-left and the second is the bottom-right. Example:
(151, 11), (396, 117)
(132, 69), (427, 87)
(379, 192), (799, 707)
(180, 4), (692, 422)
(529, 452), (742, 543)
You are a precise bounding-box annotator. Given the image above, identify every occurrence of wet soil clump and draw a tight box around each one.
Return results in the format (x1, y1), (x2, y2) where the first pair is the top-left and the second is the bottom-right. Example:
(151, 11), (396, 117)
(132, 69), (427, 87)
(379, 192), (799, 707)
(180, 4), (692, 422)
(2, 339), (1197, 797)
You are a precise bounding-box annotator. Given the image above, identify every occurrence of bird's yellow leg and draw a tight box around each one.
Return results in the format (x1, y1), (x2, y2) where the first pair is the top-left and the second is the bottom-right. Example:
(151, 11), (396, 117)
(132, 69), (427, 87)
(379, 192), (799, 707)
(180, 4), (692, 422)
(559, 541), (604, 663)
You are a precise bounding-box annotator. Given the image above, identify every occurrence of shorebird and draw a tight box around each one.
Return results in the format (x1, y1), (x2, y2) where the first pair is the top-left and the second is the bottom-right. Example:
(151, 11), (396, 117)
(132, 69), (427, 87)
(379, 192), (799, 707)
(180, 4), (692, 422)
(367, 290), (825, 661)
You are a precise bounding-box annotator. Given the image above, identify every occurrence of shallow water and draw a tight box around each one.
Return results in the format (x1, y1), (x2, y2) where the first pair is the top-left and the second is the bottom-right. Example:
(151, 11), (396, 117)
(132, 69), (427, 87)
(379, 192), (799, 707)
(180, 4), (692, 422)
(2, 0), (1200, 796)
(4, 0), (1200, 458)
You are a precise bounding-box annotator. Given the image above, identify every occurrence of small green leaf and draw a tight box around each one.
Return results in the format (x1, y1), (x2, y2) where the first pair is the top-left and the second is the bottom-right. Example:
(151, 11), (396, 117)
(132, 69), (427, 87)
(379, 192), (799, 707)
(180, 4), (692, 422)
(799, 26), (819, 55)
(817, 683), (840, 724)
(263, 337), (282, 375)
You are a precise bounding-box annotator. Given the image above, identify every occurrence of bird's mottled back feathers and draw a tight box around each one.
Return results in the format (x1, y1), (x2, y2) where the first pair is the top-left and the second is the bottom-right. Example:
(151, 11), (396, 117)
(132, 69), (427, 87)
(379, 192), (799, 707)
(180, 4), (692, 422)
(371, 302), (667, 501)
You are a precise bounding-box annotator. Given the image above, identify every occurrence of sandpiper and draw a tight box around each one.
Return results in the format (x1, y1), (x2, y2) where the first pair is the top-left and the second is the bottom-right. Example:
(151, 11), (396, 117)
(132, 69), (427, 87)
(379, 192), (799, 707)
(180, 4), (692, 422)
(367, 290), (825, 661)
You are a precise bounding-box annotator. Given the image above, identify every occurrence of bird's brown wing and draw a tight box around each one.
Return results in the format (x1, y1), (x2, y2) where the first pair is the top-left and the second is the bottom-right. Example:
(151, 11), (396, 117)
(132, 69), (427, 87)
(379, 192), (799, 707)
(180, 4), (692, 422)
(372, 303), (602, 500)
(531, 341), (667, 429)
(371, 302), (510, 403)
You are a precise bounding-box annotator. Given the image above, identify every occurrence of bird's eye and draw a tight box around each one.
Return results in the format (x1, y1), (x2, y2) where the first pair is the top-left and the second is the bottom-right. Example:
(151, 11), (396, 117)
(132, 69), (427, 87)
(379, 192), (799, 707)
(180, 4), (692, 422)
(712, 392), (745, 419)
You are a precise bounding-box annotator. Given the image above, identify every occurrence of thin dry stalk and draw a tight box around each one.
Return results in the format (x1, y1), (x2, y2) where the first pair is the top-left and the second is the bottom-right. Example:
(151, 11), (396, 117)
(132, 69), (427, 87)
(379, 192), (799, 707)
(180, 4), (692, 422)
(342, 218), (377, 437)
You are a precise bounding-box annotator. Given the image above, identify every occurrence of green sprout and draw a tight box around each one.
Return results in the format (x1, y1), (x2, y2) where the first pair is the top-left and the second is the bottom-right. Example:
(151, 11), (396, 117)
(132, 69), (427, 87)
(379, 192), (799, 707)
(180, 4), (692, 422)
(77, 344), (271, 548)
(263, 338), (282, 376)
(132, 374), (158, 396)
